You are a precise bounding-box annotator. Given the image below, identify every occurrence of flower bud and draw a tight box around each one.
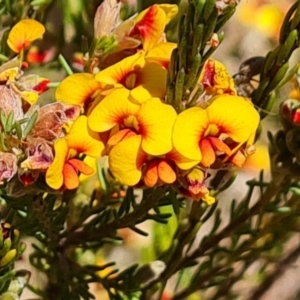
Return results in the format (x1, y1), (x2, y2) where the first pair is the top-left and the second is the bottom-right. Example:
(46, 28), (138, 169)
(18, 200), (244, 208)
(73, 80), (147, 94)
(178, 168), (215, 204)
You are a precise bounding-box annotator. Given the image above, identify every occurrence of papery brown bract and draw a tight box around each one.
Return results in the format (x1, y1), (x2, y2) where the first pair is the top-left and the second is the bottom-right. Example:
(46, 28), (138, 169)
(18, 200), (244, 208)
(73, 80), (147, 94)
(0, 86), (24, 122)
(0, 152), (18, 184)
(94, 0), (121, 38)
(28, 102), (81, 141)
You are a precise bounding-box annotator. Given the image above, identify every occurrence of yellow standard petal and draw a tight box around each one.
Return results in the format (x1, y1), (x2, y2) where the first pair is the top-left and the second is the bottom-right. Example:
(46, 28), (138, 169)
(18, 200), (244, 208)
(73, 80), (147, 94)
(138, 98), (177, 156)
(55, 73), (102, 106)
(66, 115), (104, 158)
(207, 95), (260, 143)
(109, 135), (147, 186)
(88, 88), (139, 132)
(46, 138), (68, 189)
(7, 19), (45, 53)
(173, 107), (208, 169)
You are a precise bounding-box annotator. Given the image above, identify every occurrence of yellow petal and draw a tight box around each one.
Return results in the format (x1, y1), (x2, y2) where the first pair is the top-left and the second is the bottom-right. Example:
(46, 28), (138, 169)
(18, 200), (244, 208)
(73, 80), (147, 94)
(109, 135), (147, 186)
(199, 139), (216, 168)
(133, 5), (166, 51)
(157, 4), (178, 24)
(138, 98), (177, 155)
(46, 138), (68, 189)
(7, 19), (45, 53)
(63, 162), (80, 190)
(167, 149), (199, 170)
(146, 42), (177, 68)
(55, 73), (101, 106)
(207, 95), (260, 143)
(80, 156), (97, 181)
(255, 5), (283, 38)
(66, 115), (104, 158)
(158, 160), (176, 184)
(129, 86), (152, 104)
(173, 107), (208, 168)
(130, 62), (167, 104)
(11, 84), (39, 105)
(243, 143), (270, 172)
(144, 160), (159, 187)
(95, 52), (145, 86)
(88, 88), (139, 132)
(107, 129), (136, 148)
(63, 158), (94, 190)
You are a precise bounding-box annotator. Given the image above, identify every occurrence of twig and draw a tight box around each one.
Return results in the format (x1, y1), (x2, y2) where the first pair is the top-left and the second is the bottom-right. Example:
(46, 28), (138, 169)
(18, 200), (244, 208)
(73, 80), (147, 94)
(247, 240), (300, 300)
(63, 186), (168, 246)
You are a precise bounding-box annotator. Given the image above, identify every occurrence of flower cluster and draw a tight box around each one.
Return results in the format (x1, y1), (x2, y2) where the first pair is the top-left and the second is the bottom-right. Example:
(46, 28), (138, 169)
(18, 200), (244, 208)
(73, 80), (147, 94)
(1, 2), (260, 204)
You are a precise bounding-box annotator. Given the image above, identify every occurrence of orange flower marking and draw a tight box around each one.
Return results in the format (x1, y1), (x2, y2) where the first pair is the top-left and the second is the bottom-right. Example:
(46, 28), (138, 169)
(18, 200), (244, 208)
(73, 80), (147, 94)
(7, 19), (45, 53)
(63, 158), (94, 190)
(144, 159), (176, 187)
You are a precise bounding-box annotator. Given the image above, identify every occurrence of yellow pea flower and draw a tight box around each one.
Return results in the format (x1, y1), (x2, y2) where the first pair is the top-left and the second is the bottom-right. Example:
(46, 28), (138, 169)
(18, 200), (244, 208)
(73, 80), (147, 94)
(177, 167), (215, 204)
(88, 88), (177, 186)
(94, 52), (167, 104)
(7, 19), (45, 53)
(88, 88), (176, 156)
(199, 58), (236, 97)
(173, 95), (260, 170)
(46, 116), (104, 190)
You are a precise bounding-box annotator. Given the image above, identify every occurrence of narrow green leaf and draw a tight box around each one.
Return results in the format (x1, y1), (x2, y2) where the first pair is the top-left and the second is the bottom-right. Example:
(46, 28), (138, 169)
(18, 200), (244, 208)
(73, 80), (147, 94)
(22, 111), (38, 137)
(58, 54), (73, 76)
(174, 68), (185, 110)
(203, 0), (216, 22)
(6, 112), (14, 133)
(276, 29), (298, 65)
(184, 53), (202, 91)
